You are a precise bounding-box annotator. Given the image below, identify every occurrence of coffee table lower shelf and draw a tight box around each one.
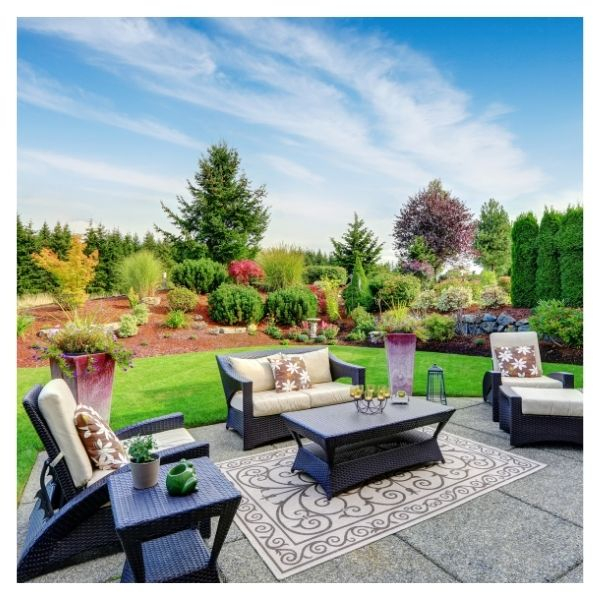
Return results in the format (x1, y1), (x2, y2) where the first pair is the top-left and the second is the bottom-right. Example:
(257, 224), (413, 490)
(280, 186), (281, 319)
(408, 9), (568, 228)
(121, 528), (219, 583)
(291, 429), (445, 499)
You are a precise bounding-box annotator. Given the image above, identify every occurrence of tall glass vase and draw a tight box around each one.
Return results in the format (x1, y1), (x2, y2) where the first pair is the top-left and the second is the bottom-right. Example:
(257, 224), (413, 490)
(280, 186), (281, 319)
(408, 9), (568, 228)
(384, 333), (417, 396)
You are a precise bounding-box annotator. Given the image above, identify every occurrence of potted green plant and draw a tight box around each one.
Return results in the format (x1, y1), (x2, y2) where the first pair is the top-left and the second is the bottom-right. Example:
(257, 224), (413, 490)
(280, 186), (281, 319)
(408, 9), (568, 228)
(126, 435), (160, 489)
(35, 314), (133, 421)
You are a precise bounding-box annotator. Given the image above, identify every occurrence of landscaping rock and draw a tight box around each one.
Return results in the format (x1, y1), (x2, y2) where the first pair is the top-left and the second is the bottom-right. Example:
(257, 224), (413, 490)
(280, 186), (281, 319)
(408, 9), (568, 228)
(481, 313), (496, 322)
(37, 327), (60, 339)
(497, 313), (516, 327)
(480, 321), (496, 334)
(191, 322), (207, 330)
(141, 296), (161, 306)
(461, 314), (478, 324)
(368, 331), (385, 345)
(104, 322), (120, 334)
(194, 315), (204, 321)
(517, 323), (531, 332)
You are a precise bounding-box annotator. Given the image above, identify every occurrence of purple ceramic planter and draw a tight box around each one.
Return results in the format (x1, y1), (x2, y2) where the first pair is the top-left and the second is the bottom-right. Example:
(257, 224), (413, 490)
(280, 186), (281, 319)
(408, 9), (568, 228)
(50, 352), (116, 422)
(384, 333), (417, 396)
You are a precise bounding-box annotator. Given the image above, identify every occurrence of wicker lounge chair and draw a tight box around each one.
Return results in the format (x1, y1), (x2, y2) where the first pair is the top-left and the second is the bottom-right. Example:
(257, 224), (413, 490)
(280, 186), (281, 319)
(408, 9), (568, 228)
(18, 382), (210, 582)
(216, 346), (365, 450)
(482, 331), (574, 422)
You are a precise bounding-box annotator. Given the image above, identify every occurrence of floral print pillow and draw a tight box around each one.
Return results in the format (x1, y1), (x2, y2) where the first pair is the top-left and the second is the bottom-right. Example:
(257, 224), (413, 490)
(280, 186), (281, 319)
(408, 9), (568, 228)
(74, 405), (128, 470)
(494, 345), (540, 378)
(268, 356), (312, 393)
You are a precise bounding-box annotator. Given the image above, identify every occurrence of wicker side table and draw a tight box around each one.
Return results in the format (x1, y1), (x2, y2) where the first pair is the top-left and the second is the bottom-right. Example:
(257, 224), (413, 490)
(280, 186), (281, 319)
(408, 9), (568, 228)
(107, 456), (241, 583)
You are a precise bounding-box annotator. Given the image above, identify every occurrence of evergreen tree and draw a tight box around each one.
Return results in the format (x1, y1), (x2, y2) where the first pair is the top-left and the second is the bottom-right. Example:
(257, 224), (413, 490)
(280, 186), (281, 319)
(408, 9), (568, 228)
(304, 249), (334, 266)
(50, 222), (72, 259)
(16, 216), (47, 295)
(330, 212), (384, 273)
(157, 141), (269, 264)
(473, 199), (512, 274)
(511, 212), (539, 308)
(536, 208), (562, 301)
(557, 205), (583, 307)
(342, 255), (373, 313)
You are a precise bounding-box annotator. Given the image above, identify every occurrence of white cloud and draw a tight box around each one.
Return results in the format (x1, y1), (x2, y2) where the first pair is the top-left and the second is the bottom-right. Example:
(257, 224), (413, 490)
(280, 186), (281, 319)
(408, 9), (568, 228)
(18, 17), (547, 201)
(20, 149), (183, 194)
(18, 62), (202, 149)
(261, 155), (324, 184)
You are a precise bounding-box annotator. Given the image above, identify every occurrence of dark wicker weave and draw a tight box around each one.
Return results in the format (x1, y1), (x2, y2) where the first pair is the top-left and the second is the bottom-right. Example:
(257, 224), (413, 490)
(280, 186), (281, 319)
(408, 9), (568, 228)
(216, 346), (366, 450)
(483, 370), (574, 422)
(18, 384), (210, 583)
(498, 385), (583, 446)
(109, 456), (241, 583)
(282, 399), (455, 499)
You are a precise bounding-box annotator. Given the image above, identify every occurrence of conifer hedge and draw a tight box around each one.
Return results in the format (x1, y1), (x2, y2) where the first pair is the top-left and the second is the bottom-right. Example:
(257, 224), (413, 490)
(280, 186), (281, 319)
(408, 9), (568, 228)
(536, 208), (562, 302)
(557, 206), (583, 307)
(511, 212), (539, 308)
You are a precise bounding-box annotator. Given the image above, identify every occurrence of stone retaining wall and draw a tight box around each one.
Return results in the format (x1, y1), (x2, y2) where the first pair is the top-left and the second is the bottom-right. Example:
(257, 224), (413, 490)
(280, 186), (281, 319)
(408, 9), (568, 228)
(458, 312), (530, 335)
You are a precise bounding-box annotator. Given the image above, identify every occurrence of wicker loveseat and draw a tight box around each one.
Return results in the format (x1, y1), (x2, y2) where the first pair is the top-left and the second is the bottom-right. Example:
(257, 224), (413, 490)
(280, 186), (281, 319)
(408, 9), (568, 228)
(216, 346), (366, 450)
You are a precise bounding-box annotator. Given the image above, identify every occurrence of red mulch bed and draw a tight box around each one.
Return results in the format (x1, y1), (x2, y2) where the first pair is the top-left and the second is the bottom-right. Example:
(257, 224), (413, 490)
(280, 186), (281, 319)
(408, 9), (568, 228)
(18, 296), (582, 368)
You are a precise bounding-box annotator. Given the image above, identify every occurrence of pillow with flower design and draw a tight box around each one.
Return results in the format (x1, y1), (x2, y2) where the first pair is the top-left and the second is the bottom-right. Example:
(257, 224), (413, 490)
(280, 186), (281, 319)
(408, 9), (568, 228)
(73, 405), (128, 470)
(494, 345), (540, 378)
(268, 356), (312, 393)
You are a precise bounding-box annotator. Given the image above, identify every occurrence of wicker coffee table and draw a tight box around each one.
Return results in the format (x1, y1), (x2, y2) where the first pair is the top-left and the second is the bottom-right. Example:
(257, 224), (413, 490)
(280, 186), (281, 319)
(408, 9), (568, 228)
(282, 399), (455, 499)
(107, 456), (241, 583)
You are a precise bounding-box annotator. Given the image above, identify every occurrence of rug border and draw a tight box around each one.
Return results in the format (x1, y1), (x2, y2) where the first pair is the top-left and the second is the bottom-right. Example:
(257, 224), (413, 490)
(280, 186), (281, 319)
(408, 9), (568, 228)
(217, 431), (547, 580)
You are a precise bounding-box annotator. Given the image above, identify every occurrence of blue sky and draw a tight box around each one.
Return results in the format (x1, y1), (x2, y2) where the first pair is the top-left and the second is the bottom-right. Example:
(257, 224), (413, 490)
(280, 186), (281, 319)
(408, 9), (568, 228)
(17, 17), (582, 262)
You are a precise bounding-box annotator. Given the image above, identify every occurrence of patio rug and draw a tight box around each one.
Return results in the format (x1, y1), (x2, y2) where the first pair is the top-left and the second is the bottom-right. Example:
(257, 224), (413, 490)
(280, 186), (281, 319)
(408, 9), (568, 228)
(217, 429), (546, 580)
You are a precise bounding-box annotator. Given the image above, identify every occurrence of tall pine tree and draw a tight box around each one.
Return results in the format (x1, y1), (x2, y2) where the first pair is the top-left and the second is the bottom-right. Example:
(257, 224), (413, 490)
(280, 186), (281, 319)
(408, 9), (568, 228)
(511, 212), (539, 308)
(157, 141), (269, 264)
(330, 212), (383, 273)
(473, 199), (512, 274)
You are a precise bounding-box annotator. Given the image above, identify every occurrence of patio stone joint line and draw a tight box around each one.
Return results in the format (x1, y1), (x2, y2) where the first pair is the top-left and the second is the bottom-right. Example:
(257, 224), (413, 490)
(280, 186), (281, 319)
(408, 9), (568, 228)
(393, 536), (463, 582)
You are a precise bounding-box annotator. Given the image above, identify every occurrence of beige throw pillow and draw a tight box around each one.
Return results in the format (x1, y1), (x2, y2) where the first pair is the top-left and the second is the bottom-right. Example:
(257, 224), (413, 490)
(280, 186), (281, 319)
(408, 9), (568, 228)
(229, 354), (281, 392)
(268, 356), (312, 393)
(494, 345), (539, 378)
(74, 405), (128, 470)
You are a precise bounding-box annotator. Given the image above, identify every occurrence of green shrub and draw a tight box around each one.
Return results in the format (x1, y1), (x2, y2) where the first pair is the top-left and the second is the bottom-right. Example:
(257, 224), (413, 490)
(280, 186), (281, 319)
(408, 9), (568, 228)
(258, 245), (305, 290)
(557, 206), (583, 307)
(265, 287), (317, 325)
(379, 310), (426, 340)
(167, 287), (198, 312)
(297, 333), (310, 343)
(322, 324), (339, 340)
(511, 212), (539, 308)
(314, 334), (326, 344)
(350, 306), (376, 333)
(480, 285), (510, 308)
(17, 313), (35, 338)
(413, 289), (438, 311)
(479, 270), (497, 287)
(126, 287), (140, 308)
(536, 208), (562, 302)
(118, 313), (139, 337)
(164, 310), (187, 329)
(376, 274), (421, 310)
(247, 323), (257, 336)
(208, 283), (264, 325)
(436, 286), (473, 312)
(117, 250), (163, 298)
(171, 258), (227, 294)
(422, 313), (456, 341)
(303, 265), (347, 284)
(280, 339), (290, 346)
(264, 322), (283, 339)
(342, 256), (372, 313)
(529, 299), (583, 347)
(318, 278), (341, 321)
(346, 329), (367, 342)
(132, 303), (149, 325)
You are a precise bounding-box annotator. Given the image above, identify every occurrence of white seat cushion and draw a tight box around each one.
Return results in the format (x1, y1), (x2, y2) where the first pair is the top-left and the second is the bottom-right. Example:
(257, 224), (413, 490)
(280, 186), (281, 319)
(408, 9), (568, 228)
(231, 389), (311, 417)
(290, 348), (332, 384)
(304, 382), (353, 408)
(511, 387), (583, 417)
(38, 379), (93, 488)
(229, 354), (281, 392)
(501, 376), (563, 389)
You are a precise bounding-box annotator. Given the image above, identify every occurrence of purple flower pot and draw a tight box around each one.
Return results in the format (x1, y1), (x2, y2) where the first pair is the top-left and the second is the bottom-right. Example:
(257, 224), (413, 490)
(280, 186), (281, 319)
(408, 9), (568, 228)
(384, 333), (417, 396)
(50, 352), (116, 422)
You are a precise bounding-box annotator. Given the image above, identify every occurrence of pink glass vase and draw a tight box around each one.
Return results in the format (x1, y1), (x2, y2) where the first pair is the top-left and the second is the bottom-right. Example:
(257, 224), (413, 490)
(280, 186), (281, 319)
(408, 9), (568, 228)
(50, 352), (116, 422)
(384, 333), (417, 396)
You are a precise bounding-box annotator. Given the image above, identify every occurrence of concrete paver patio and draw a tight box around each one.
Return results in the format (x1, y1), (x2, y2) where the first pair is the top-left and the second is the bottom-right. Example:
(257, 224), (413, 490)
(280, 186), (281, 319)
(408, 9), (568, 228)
(17, 397), (583, 583)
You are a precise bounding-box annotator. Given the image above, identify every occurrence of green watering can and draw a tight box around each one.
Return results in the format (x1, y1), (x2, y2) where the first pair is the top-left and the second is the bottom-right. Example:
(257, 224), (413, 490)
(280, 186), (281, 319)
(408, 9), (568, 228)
(166, 459), (198, 496)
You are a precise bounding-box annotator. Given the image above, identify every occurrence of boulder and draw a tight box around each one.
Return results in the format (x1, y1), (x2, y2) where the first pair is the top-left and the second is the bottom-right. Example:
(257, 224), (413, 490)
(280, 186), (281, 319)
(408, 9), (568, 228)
(481, 313), (496, 322)
(497, 312), (516, 327)
(37, 327), (61, 339)
(368, 331), (385, 345)
(517, 323), (531, 332)
(480, 321), (496, 334)
(461, 314), (478, 324)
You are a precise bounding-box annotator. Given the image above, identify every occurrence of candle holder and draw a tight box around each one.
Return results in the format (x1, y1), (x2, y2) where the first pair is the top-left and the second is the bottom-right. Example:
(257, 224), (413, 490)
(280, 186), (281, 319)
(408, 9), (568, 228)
(350, 385), (389, 414)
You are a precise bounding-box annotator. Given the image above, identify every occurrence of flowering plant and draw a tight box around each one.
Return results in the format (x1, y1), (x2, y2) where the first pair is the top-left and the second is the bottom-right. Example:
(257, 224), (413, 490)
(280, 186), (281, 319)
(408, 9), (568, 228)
(34, 314), (134, 377)
(228, 260), (265, 285)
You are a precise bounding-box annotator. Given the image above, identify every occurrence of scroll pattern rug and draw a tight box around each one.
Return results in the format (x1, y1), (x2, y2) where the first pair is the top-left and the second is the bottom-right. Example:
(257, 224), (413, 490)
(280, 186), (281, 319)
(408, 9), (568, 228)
(217, 430), (545, 580)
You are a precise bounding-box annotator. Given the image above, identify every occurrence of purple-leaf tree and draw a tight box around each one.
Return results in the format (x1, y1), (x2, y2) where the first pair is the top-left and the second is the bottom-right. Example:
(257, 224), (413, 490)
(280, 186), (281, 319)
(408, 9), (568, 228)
(392, 179), (475, 275)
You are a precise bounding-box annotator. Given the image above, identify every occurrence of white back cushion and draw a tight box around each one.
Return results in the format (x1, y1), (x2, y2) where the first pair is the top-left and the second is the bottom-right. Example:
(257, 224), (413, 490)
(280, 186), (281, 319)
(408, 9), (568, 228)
(291, 348), (332, 384)
(490, 331), (542, 372)
(38, 379), (93, 488)
(229, 354), (281, 392)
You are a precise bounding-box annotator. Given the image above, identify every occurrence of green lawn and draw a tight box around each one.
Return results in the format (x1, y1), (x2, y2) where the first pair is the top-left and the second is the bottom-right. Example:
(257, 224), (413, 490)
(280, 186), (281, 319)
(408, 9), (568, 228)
(17, 345), (583, 500)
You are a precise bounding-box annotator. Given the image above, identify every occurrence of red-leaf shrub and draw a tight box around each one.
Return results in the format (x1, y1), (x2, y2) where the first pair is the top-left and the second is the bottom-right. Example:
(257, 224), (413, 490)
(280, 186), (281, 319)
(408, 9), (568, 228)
(308, 284), (327, 314)
(228, 260), (265, 285)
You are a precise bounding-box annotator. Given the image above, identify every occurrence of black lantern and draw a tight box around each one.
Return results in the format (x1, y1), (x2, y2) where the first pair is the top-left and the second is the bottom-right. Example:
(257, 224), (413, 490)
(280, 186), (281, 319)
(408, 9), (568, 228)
(426, 364), (447, 405)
